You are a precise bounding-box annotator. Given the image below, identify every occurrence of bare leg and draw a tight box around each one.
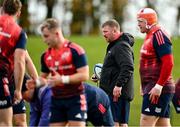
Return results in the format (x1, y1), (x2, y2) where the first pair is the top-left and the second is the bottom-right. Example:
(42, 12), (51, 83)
(114, 122), (119, 127)
(120, 123), (128, 127)
(140, 114), (158, 127)
(13, 113), (27, 127)
(155, 117), (171, 127)
(68, 121), (86, 127)
(114, 122), (128, 127)
(0, 107), (13, 126)
(50, 122), (68, 127)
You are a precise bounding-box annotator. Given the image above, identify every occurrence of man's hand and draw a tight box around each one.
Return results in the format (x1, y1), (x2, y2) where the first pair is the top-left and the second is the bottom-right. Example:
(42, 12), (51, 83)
(48, 71), (62, 87)
(91, 73), (99, 82)
(113, 86), (122, 102)
(149, 84), (163, 104)
(13, 90), (22, 105)
(26, 77), (47, 89)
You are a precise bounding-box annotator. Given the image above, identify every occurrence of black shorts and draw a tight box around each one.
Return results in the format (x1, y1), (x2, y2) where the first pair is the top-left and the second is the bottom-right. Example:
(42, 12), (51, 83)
(0, 76), (12, 109)
(142, 93), (174, 118)
(50, 94), (87, 123)
(13, 99), (26, 114)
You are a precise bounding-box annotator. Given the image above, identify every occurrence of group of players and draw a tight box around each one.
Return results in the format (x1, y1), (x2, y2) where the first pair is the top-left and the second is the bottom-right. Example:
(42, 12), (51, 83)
(16, 74), (114, 126)
(0, 0), (114, 126)
(12, 74), (180, 126)
(0, 0), (180, 127)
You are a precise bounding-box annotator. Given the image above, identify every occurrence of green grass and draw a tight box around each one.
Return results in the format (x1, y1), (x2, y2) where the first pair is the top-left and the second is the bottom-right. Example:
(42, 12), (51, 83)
(27, 35), (180, 126)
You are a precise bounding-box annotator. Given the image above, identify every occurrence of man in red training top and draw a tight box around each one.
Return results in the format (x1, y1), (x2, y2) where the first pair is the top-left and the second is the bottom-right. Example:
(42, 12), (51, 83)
(38, 18), (89, 127)
(137, 8), (175, 126)
(0, 0), (26, 126)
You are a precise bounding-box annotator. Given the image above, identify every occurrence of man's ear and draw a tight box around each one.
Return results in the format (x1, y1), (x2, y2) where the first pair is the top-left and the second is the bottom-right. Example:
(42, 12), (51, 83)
(114, 29), (116, 33)
(112, 27), (117, 33)
(16, 10), (21, 18)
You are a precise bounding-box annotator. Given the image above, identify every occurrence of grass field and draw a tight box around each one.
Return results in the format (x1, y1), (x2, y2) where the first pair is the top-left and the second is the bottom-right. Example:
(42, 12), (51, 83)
(27, 35), (180, 126)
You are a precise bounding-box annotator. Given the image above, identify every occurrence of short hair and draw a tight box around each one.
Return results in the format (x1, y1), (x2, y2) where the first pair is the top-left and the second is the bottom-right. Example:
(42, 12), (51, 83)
(40, 18), (60, 32)
(101, 19), (120, 30)
(2, 0), (22, 15)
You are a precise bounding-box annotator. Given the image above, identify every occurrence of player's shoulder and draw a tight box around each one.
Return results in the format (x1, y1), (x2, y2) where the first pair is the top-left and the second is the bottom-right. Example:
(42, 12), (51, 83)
(68, 41), (85, 55)
(42, 48), (52, 57)
(153, 26), (170, 39)
(153, 29), (172, 46)
(41, 50), (51, 63)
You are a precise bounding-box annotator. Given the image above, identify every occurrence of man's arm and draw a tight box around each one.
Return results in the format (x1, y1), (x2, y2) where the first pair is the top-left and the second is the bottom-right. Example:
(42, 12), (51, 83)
(48, 48), (89, 86)
(25, 51), (38, 80)
(67, 65), (89, 84)
(69, 44), (89, 83)
(157, 54), (174, 85)
(153, 30), (173, 86)
(113, 42), (134, 101)
(48, 65), (89, 86)
(14, 49), (26, 102)
(149, 30), (173, 104)
(114, 43), (134, 87)
(14, 31), (27, 103)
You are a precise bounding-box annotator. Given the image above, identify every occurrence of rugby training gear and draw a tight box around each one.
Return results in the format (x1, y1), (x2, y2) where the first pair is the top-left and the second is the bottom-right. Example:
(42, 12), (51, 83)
(137, 8), (158, 29)
(140, 25), (174, 94)
(0, 15), (21, 79)
(41, 41), (87, 98)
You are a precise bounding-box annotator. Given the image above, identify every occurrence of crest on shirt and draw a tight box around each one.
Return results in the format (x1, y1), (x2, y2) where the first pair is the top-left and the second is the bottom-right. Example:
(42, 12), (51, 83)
(61, 51), (70, 60)
(47, 55), (52, 60)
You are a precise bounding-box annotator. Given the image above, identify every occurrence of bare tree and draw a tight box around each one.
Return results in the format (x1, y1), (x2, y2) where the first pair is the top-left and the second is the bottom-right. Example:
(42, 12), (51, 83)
(112, 0), (128, 28)
(19, 0), (30, 33)
(146, 0), (155, 10)
(71, 0), (86, 34)
(38, 0), (57, 18)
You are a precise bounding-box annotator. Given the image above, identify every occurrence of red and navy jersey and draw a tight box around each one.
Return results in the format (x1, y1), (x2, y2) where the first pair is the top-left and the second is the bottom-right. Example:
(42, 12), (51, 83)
(0, 15), (26, 81)
(140, 25), (174, 94)
(41, 41), (88, 98)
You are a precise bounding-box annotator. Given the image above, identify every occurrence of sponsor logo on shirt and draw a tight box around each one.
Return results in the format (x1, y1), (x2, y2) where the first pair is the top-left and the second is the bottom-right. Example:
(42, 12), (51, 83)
(155, 107), (162, 113)
(61, 52), (70, 60)
(144, 108), (150, 112)
(47, 55), (52, 60)
(0, 100), (7, 106)
(75, 113), (82, 119)
(75, 113), (87, 119)
(84, 113), (87, 119)
(22, 106), (26, 111)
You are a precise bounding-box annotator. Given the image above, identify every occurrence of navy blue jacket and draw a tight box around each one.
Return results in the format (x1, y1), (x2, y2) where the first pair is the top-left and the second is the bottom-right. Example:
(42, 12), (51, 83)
(100, 33), (134, 101)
